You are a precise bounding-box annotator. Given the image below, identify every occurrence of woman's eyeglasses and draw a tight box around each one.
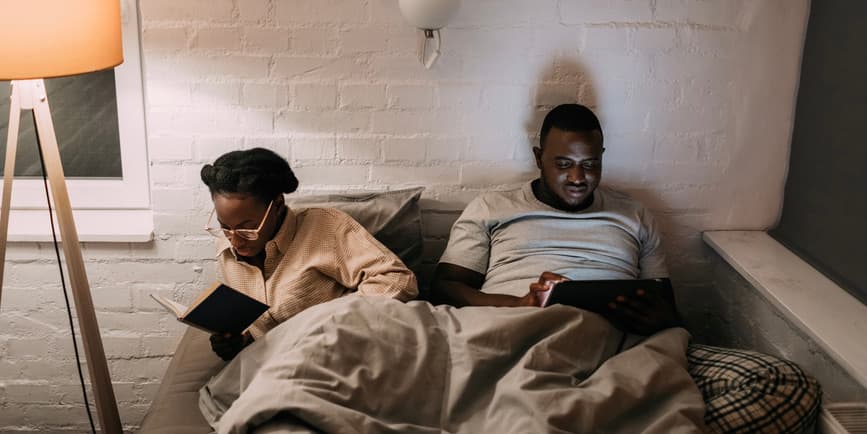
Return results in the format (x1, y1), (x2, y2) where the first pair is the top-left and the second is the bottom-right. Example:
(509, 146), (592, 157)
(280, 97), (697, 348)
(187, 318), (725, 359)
(204, 200), (274, 241)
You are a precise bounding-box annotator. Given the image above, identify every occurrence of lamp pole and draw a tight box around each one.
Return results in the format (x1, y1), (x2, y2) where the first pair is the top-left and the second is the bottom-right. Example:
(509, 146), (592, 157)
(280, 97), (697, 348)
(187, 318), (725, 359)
(0, 80), (122, 433)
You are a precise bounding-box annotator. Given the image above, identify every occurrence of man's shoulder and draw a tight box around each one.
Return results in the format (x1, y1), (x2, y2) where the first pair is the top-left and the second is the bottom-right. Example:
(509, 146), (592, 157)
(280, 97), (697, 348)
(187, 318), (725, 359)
(474, 184), (526, 204)
(596, 186), (649, 212)
(463, 184), (532, 217)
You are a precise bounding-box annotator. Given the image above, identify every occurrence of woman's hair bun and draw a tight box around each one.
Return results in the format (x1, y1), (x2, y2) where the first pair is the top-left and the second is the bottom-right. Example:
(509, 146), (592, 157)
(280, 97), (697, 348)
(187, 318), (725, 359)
(201, 148), (298, 202)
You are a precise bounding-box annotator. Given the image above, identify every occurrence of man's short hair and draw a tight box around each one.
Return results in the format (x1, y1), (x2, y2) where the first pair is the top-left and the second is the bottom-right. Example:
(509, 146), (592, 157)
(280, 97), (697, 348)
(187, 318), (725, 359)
(539, 104), (603, 148)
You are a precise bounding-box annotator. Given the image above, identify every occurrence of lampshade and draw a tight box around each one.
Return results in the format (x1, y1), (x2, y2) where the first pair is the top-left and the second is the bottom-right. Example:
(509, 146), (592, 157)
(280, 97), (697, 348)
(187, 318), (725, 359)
(0, 0), (123, 80)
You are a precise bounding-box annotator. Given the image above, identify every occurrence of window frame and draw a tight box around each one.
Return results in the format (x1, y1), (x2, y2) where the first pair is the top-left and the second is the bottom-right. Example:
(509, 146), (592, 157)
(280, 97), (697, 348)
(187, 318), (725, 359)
(1, 0), (151, 242)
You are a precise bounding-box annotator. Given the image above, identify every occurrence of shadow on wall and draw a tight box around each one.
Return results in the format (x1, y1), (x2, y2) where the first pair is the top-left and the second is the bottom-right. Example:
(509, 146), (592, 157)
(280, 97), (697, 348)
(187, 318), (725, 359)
(523, 57), (599, 155)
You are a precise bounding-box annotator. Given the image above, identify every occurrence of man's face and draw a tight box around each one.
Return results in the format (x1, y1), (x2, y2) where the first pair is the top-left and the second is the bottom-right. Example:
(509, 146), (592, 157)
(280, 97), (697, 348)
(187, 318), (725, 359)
(533, 127), (604, 210)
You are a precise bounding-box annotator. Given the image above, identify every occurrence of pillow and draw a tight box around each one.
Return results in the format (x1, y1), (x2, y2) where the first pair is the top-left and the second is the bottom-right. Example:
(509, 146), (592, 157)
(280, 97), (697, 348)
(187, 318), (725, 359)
(285, 187), (425, 270)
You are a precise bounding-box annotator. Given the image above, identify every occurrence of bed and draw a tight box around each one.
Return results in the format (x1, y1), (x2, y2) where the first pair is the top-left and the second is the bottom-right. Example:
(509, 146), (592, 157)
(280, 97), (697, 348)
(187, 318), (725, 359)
(137, 188), (822, 433)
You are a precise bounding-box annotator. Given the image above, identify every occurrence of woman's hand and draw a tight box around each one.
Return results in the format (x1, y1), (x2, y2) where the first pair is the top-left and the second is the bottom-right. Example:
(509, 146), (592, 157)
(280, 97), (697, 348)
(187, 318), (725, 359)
(209, 332), (253, 361)
(518, 271), (569, 307)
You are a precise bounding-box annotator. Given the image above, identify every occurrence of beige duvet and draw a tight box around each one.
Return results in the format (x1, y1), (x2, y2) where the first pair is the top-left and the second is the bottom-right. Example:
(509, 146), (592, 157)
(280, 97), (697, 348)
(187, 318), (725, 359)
(199, 296), (707, 434)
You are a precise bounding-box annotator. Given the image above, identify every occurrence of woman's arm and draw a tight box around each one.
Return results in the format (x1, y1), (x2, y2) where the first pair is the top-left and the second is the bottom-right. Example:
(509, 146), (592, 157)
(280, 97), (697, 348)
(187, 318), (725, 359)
(326, 215), (419, 301)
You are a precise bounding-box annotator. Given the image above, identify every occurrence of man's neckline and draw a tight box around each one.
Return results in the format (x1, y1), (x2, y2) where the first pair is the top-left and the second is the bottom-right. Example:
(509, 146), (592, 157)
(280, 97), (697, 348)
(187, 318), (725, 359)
(528, 179), (598, 213)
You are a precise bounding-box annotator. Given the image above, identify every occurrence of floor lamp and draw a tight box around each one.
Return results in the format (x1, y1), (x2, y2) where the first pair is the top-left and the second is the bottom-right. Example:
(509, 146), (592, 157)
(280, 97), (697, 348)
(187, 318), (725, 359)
(0, 1), (124, 432)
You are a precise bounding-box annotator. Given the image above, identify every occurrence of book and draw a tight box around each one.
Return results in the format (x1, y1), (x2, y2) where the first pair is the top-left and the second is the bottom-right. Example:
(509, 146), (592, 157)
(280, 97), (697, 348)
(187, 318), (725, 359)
(542, 278), (673, 315)
(150, 282), (269, 335)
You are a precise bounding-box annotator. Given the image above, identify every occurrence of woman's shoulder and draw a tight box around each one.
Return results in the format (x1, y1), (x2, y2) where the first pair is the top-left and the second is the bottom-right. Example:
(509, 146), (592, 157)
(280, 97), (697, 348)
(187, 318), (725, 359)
(294, 207), (359, 231)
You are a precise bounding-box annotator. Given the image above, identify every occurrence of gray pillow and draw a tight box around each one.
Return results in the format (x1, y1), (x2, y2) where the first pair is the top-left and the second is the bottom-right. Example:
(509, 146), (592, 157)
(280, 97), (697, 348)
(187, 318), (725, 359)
(285, 187), (425, 270)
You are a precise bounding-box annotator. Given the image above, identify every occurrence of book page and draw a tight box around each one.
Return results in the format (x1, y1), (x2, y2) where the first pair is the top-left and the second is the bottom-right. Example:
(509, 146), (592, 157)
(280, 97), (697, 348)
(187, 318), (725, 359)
(150, 294), (188, 318)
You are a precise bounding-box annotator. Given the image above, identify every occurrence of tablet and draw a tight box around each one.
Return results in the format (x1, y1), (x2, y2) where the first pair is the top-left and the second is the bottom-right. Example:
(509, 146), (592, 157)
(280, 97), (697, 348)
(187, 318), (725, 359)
(542, 278), (673, 315)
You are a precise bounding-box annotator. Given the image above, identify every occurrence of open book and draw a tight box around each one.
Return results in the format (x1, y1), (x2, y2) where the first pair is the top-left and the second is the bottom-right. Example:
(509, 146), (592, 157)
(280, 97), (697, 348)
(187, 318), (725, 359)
(150, 282), (269, 335)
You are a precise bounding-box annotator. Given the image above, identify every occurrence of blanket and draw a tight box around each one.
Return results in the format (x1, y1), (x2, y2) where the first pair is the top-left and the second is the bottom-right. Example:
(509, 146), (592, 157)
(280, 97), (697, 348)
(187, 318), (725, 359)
(199, 296), (707, 434)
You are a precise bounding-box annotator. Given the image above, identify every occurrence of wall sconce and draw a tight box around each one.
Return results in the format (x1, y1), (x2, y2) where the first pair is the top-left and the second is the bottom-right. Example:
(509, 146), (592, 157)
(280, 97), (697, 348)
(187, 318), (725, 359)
(399, 0), (461, 69)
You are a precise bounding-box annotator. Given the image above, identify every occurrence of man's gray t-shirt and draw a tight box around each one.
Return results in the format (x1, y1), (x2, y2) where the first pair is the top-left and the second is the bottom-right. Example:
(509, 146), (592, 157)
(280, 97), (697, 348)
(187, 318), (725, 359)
(439, 182), (668, 297)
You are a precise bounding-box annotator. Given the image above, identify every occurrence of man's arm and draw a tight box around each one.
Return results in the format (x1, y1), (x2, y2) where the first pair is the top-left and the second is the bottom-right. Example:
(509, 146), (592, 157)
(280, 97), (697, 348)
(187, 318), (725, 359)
(431, 263), (514, 307)
(431, 263), (551, 307)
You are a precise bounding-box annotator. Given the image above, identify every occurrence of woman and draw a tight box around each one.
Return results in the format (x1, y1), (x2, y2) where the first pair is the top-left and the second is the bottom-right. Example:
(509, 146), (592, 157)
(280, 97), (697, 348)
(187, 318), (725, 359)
(200, 148), (418, 360)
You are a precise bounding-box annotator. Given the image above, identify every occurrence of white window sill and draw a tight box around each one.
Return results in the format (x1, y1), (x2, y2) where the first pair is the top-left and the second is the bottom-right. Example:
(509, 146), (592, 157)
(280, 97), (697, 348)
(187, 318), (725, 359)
(5, 209), (153, 242)
(703, 230), (867, 388)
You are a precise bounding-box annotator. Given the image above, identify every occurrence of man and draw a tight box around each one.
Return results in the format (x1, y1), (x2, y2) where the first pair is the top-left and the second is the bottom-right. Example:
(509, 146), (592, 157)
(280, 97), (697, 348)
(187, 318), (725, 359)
(431, 103), (821, 432)
(431, 103), (680, 336)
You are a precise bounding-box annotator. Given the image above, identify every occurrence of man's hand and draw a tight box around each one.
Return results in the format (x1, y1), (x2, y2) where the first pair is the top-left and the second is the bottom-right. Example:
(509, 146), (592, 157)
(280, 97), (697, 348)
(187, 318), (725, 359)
(209, 332), (253, 361)
(605, 287), (682, 335)
(520, 271), (569, 307)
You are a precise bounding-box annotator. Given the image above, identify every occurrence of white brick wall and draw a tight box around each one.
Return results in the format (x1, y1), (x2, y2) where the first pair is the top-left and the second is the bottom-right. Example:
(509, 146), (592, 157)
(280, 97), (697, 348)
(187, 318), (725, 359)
(0, 0), (809, 431)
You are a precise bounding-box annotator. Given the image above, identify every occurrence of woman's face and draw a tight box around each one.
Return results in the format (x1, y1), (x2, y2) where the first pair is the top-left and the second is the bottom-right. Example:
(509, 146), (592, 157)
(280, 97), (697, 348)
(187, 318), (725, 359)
(212, 192), (280, 258)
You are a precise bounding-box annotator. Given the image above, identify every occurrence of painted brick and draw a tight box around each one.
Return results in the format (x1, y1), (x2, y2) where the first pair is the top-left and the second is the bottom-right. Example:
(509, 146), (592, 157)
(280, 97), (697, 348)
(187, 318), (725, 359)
(244, 27), (290, 52)
(140, 0), (234, 21)
(293, 84), (338, 110)
(0, 287), (45, 311)
(583, 27), (630, 52)
(151, 189), (200, 211)
(5, 263), (67, 288)
(239, 0), (270, 23)
(3, 383), (53, 403)
(630, 28), (679, 51)
(146, 81), (192, 107)
(534, 83), (580, 107)
(386, 27), (420, 54)
(425, 138), (465, 162)
(194, 136), (245, 163)
(18, 360), (71, 380)
(291, 28), (339, 55)
(275, 0), (368, 25)
(337, 138), (382, 161)
(370, 111), (464, 136)
(243, 83), (289, 107)
(560, 0), (653, 24)
(368, 54), (462, 81)
(276, 111), (369, 134)
(461, 162), (537, 186)
(387, 85), (435, 110)
(173, 237), (219, 261)
(7, 339), (52, 357)
(453, 0), (558, 26)
(339, 84), (387, 110)
(370, 166), (460, 186)
(437, 85), (481, 109)
(339, 29), (390, 54)
(177, 55), (270, 79)
(108, 358), (171, 381)
(369, 0), (405, 25)
(273, 56), (369, 80)
(383, 138), (427, 162)
(194, 27), (242, 50)
(291, 137), (337, 160)
(654, 0), (745, 28)
(465, 136), (520, 161)
(141, 27), (189, 50)
(88, 262), (200, 286)
(91, 288), (133, 311)
(92, 312), (167, 334)
(191, 82), (242, 106)
(292, 165), (369, 185)
(141, 336), (182, 357)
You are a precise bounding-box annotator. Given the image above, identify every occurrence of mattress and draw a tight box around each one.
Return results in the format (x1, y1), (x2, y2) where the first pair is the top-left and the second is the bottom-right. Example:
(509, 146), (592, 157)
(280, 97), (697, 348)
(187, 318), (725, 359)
(137, 328), (224, 434)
